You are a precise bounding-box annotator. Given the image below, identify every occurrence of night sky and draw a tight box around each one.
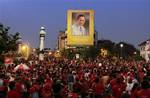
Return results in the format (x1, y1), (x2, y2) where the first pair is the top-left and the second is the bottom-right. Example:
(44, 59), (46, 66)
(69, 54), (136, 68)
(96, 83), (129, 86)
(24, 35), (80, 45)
(0, 0), (150, 49)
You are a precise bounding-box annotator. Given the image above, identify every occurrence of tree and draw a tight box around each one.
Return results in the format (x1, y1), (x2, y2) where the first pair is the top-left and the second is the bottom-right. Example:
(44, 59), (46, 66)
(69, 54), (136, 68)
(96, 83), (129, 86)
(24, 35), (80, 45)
(83, 46), (99, 59)
(97, 39), (139, 58)
(61, 48), (75, 59)
(0, 23), (20, 62)
(97, 39), (116, 56)
(115, 42), (138, 58)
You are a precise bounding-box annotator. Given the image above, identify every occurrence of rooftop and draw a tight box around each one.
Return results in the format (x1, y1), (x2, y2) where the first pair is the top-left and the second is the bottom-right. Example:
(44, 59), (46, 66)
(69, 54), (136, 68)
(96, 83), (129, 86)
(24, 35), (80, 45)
(139, 39), (150, 46)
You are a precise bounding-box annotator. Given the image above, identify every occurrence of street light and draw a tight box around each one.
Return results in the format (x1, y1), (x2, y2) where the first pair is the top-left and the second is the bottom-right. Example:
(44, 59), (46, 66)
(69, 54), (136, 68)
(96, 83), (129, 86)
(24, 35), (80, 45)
(134, 51), (137, 55)
(21, 44), (29, 60)
(120, 43), (124, 59)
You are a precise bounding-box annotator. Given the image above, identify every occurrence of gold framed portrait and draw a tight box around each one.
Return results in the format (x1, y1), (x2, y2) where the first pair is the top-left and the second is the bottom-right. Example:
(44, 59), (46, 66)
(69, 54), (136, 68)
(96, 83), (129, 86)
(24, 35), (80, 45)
(67, 10), (94, 46)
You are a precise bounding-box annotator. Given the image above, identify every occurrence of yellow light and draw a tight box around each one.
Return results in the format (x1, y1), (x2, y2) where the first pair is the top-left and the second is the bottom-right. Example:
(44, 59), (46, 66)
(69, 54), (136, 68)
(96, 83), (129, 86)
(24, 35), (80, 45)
(22, 45), (27, 51)
(21, 44), (30, 60)
(100, 48), (108, 57)
(48, 52), (52, 55)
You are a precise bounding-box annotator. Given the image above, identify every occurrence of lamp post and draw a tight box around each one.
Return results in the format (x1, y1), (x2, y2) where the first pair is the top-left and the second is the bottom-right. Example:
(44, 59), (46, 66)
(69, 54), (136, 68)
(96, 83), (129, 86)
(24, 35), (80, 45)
(120, 43), (124, 59)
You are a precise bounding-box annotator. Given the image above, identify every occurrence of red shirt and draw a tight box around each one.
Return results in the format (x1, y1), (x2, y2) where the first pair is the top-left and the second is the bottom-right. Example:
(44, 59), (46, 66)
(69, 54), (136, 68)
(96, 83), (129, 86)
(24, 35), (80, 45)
(41, 90), (52, 98)
(112, 83), (126, 98)
(15, 82), (23, 92)
(3, 79), (9, 86)
(94, 83), (104, 96)
(0, 86), (5, 91)
(110, 79), (116, 87)
(29, 84), (40, 94)
(7, 90), (22, 98)
(137, 89), (150, 98)
(81, 80), (89, 93)
(131, 88), (138, 98)
(138, 71), (145, 82)
(60, 86), (69, 98)
(73, 82), (81, 91)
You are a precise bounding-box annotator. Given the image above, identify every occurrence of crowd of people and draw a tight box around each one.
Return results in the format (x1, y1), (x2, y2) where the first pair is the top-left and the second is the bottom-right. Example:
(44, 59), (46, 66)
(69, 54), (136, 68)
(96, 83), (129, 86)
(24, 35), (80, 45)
(0, 56), (150, 98)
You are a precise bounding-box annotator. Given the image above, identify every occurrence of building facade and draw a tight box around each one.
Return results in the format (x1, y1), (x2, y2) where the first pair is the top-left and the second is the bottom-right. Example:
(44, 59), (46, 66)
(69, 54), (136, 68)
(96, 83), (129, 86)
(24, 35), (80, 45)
(57, 30), (67, 50)
(139, 39), (150, 62)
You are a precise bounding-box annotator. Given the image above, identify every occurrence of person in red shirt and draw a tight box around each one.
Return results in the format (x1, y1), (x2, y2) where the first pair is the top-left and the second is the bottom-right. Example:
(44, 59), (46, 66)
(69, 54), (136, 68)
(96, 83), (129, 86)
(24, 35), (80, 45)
(131, 83), (139, 98)
(7, 81), (23, 98)
(92, 78), (104, 98)
(112, 78), (126, 98)
(80, 78), (89, 98)
(29, 81), (40, 98)
(60, 84), (69, 98)
(41, 79), (53, 98)
(137, 81), (150, 98)
(110, 78), (116, 88)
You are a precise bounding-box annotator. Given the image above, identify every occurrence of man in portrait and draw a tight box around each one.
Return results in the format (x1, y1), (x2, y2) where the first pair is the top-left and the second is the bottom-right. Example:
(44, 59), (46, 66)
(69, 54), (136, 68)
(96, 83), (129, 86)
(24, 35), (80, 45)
(72, 14), (88, 36)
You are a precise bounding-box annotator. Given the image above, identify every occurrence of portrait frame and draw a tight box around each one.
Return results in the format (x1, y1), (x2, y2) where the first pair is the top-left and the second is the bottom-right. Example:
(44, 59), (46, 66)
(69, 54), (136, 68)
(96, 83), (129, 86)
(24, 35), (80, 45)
(67, 10), (94, 46)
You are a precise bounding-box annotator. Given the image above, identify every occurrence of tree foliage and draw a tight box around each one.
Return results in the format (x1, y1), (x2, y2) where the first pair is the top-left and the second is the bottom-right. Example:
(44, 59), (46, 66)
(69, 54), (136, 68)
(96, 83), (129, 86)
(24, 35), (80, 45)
(0, 23), (20, 54)
(115, 42), (138, 58)
(97, 39), (139, 58)
(97, 40), (116, 56)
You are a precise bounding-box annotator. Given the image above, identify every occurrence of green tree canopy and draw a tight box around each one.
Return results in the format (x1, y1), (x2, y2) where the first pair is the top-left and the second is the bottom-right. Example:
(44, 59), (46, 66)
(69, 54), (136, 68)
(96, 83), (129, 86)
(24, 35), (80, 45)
(97, 39), (139, 58)
(0, 23), (20, 54)
(97, 39), (116, 56)
(116, 42), (139, 58)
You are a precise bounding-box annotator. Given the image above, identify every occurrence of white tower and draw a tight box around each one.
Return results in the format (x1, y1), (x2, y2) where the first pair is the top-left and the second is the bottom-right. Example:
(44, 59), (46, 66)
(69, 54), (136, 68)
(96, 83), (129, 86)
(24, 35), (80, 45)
(18, 35), (22, 54)
(39, 27), (46, 60)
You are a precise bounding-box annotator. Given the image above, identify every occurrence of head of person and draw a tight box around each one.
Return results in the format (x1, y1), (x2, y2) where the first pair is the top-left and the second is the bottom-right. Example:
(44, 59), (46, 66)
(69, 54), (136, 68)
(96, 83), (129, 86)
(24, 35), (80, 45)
(9, 81), (16, 90)
(76, 14), (86, 26)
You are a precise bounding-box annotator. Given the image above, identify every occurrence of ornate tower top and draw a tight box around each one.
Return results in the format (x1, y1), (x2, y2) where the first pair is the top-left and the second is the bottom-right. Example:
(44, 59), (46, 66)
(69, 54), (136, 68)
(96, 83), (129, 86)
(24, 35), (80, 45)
(40, 27), (46, 35)
(40, 27), (45, 30)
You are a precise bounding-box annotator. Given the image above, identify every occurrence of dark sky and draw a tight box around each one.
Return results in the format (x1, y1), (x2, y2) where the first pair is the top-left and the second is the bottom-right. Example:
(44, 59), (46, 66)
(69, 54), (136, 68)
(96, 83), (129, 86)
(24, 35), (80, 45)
(0, 0), (150, 49)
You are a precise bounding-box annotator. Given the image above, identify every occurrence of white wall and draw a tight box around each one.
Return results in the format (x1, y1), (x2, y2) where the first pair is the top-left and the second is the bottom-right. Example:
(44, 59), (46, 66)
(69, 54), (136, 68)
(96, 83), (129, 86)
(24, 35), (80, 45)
(139, 42), (150, 62)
